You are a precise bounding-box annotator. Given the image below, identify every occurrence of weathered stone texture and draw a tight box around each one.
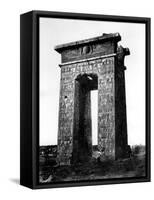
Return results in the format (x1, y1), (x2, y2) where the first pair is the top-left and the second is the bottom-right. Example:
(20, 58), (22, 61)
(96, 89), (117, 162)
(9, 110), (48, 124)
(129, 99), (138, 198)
(98, 57), (115, 159)
(55, 33), (129, 165)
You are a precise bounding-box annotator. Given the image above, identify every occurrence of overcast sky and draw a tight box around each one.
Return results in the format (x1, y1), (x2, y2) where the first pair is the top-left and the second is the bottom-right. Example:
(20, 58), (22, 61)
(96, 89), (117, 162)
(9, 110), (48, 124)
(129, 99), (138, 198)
(39, 17), (145, 146)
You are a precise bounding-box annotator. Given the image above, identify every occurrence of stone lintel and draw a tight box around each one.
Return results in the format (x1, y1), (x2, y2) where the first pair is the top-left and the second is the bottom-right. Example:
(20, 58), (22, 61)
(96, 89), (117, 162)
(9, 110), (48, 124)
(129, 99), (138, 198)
(54, 33), (121, 63)
(59, 53), (116, 67)
(55, 33), (121, 53)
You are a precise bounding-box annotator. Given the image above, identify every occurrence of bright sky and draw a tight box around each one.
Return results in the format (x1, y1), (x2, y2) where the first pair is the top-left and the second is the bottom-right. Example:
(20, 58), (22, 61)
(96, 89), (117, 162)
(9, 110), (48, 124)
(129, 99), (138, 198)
(39, 17), (145, 146)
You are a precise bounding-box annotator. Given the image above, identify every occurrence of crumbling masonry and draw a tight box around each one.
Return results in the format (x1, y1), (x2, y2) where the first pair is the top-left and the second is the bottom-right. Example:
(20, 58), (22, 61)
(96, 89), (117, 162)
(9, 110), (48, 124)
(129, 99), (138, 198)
(54, 33), (130, 165)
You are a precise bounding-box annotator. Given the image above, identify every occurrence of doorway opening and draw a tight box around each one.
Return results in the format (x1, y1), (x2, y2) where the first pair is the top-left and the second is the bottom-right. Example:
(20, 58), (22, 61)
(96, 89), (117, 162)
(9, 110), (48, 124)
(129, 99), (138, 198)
(72, 73), (98, 163)
(91, 90), (98, 146)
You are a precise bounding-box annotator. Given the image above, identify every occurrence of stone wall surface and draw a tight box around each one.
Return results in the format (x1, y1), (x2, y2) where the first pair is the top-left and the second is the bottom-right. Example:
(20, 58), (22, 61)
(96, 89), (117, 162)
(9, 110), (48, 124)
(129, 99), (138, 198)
(55, 33), (129, 165)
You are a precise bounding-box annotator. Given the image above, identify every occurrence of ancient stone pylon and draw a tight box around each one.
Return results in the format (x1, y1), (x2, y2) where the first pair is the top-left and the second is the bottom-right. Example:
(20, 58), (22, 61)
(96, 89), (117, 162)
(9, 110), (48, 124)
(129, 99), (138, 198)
(54, 33), (130, 165)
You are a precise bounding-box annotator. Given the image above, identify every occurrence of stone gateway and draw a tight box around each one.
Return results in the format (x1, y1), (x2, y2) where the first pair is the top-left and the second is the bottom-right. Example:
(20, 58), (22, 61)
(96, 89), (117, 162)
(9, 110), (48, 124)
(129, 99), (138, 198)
(54, 33), (130, 165)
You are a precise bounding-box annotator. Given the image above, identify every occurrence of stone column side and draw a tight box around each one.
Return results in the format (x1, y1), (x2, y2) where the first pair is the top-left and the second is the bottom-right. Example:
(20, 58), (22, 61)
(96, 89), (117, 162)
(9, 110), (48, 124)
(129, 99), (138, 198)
(98, 57), (115, 159)
(57, 66), (75, 165)
(114, 46), (130, 158)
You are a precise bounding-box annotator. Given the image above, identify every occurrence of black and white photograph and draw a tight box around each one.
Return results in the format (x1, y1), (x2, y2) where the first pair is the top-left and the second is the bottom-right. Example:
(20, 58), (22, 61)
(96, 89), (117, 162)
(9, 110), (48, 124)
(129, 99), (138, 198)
(38, 15), (148, 184)
(0, 0), (153, 198)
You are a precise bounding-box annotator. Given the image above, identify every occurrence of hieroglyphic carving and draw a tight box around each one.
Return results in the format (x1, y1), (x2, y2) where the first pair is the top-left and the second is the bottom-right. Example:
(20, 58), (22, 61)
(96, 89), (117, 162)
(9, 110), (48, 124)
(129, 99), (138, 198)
(55, 34), (129, 165)
(98, 57), (115, 158)
(57, 56), (116, 164)
(61, 41), (115, 63)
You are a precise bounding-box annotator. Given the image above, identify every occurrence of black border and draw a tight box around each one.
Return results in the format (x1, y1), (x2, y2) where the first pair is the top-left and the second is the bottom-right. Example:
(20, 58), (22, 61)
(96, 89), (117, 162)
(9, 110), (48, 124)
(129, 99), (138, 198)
(20, 10), (151, 189)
